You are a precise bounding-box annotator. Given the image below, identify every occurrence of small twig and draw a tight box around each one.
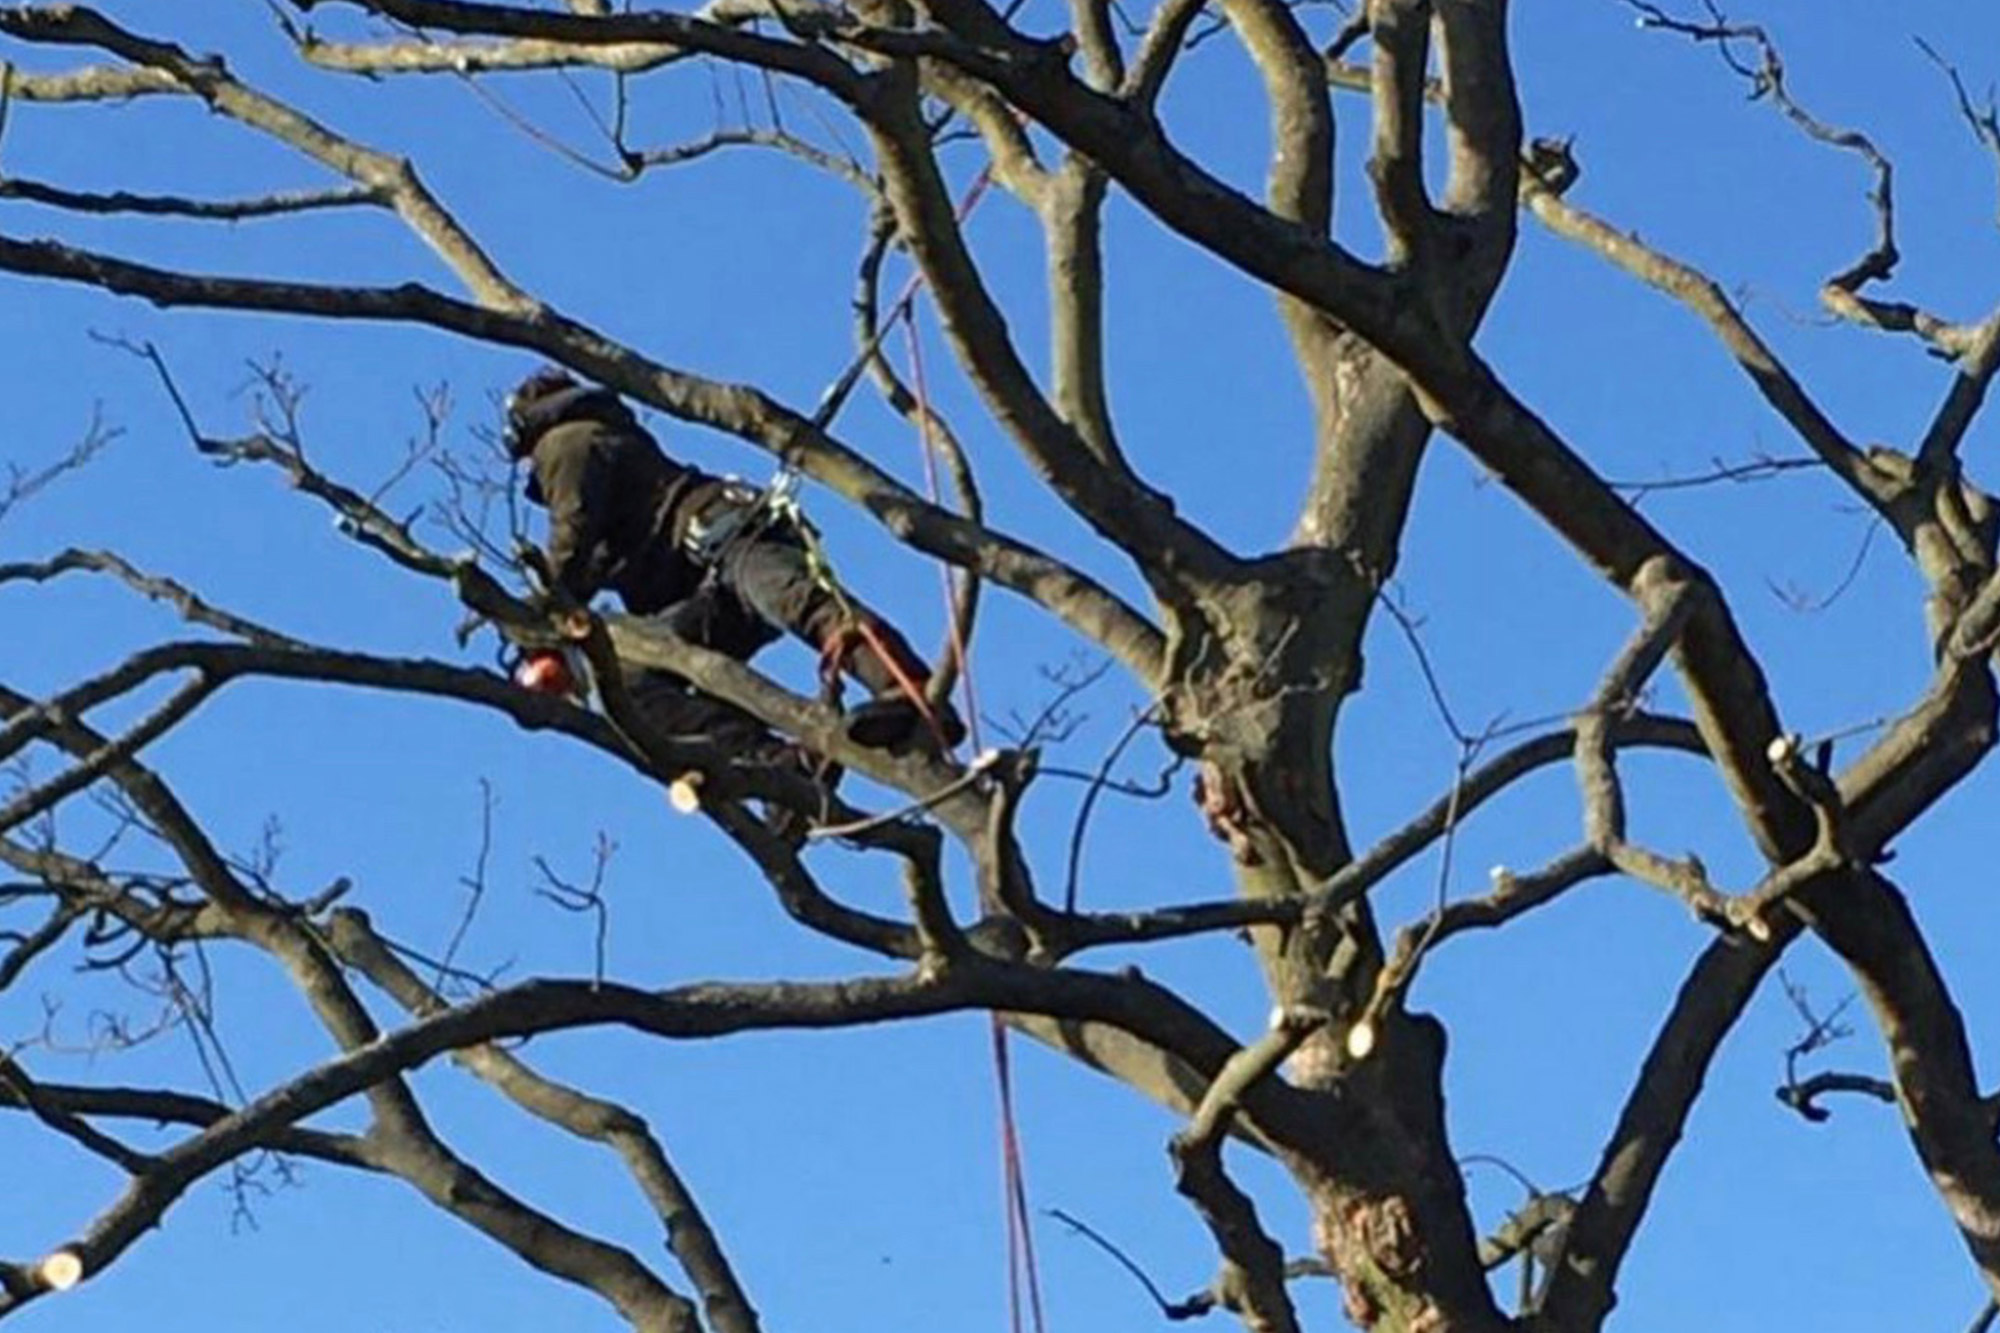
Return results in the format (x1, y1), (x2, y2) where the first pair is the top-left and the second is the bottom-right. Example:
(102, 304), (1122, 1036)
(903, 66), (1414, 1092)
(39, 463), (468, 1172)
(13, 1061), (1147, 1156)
(436, 780), (496, 993)
(1371, 578), (1473, 747)
(532, 834), (616, 987)
(1460, 1153), (1544, 1198)
(0, 408), (119, 527)
(1772, 971), (1890, 1121)
(995, 656), (1113, 750)
(451, 67), (630, 180)
(1766, 516), (1884, 615)
(1606, 452), (1823, 501)
(93, 334), (203, 446)
(1779, 969), (1855, 1081)
(1047, 1206), (1330, 1321)
(1063, 703), (1163, 912)
(1046, 1209), (1181, 1315)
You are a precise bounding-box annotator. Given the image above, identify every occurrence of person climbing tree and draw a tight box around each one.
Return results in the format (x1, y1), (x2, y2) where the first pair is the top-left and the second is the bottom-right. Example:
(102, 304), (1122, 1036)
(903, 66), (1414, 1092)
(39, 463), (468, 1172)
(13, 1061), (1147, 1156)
(503, 367), (966, 752)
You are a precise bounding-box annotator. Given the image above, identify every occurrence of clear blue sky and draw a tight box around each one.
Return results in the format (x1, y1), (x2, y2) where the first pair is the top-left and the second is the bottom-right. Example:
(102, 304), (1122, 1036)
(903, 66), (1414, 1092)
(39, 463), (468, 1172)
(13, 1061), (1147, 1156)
(5, 3), (1999, 1329)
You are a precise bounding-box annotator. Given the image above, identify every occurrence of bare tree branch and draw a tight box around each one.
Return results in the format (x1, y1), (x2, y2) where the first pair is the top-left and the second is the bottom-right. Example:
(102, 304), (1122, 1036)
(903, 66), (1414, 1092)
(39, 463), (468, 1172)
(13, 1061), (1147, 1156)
(0, 178), (378, 220)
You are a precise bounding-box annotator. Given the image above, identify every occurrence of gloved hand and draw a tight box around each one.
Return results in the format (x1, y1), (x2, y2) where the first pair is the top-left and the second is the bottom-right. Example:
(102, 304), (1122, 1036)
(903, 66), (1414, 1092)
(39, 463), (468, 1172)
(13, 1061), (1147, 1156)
(515, 648), (578, 696)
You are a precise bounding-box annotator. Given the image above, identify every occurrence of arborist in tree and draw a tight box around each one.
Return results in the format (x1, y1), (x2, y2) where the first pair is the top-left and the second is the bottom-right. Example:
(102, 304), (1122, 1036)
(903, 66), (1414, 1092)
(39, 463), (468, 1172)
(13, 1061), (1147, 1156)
(502, 367), (966, 753)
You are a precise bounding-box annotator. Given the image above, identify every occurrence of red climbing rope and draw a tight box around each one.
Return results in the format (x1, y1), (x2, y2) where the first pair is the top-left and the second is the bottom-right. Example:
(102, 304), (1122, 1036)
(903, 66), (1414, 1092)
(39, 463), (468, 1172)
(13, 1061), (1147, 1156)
(902, 297), (1046, 1333)
(901, 309), (984, 749)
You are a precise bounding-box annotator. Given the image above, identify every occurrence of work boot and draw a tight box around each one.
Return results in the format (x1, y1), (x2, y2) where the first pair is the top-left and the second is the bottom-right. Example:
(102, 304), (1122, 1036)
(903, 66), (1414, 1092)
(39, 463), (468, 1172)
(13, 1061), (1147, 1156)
(843, 693), (968, 750)
(818, 615), (967, 751)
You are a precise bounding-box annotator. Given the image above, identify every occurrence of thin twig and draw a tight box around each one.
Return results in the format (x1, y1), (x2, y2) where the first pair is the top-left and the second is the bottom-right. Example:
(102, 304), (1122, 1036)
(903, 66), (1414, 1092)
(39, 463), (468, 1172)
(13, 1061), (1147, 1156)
(1063, 704), (1162, 912)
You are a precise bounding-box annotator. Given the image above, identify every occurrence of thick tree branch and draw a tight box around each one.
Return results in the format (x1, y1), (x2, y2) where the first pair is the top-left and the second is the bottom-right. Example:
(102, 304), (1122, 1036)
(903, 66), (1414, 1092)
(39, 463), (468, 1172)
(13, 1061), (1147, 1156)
(841, 3), (1811, 862)
(1228, 0), (1332, 237)
(1917, 313), (2000, 470)
(1433, 0), (1519, 221)
(0, 1056), (155, 1174)
(1366, 0), (1431, 262)
(0, 1074), (372, 1166)
(3, 60), (179, 101)
(1044, 160), (1126, 468)
(0, 950), (1310, 1320)
(0, 674), (218, 835)
(1169, 1140), (1305, 1333)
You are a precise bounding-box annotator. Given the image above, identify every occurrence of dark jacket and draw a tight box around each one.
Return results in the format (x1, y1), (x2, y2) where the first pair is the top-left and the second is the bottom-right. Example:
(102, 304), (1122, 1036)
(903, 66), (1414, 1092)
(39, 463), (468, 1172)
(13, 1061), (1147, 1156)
(516, 388), (718, 615)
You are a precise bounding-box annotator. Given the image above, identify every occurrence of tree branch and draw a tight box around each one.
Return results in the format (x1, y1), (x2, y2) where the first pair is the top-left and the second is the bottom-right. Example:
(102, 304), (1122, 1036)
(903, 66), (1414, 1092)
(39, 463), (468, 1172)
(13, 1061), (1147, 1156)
(0, 178), (378, 220)
(1804, 870), (2000, 1299)
(1366, 0), (1431, 262)
(292, 0), (866, 95)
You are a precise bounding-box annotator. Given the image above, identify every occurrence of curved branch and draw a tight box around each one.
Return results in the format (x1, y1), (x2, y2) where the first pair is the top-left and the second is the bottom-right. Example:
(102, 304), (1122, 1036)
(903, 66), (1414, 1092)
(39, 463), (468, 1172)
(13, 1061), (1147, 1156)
(1226, 0), (1332, 236)
(1122, 0), (1211, 109)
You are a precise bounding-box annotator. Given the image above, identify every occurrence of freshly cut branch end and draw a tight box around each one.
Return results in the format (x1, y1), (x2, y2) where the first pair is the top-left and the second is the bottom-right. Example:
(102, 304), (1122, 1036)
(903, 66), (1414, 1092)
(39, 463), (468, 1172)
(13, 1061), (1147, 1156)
(668, 774), (706, 814)
(36, 1251), (84, 1293)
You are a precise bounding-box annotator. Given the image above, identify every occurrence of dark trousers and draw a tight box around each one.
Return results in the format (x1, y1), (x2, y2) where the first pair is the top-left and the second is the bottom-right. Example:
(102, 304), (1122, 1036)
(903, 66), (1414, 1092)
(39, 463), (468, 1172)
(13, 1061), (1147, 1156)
(628, 529), (927, 741)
